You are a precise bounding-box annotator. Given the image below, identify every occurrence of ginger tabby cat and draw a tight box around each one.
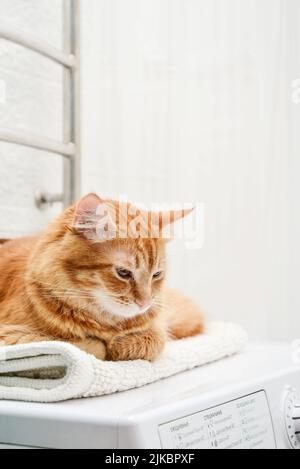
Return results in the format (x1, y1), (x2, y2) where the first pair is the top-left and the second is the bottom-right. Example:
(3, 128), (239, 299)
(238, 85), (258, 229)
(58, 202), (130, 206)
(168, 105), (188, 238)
(0, 194), (204, 361)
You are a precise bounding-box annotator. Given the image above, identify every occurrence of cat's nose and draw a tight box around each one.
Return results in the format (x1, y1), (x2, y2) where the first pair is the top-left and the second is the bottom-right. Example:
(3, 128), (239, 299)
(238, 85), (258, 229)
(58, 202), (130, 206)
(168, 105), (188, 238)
(135, 300), (151, 309)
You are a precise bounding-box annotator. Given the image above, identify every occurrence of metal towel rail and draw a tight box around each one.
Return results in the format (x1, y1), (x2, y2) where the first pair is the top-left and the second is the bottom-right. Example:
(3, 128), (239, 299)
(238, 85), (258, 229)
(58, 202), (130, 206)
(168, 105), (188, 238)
(0, 0), (80, 207)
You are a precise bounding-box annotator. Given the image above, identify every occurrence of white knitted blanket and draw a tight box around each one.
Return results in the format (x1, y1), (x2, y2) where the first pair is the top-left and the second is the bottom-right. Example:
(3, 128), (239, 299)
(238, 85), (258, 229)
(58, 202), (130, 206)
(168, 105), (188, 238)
(0, 322), (247, 403)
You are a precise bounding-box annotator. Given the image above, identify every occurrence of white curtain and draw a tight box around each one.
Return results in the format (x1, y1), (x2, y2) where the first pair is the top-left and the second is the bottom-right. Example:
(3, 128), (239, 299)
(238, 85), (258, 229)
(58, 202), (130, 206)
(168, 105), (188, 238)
(81, 0), (300, 341)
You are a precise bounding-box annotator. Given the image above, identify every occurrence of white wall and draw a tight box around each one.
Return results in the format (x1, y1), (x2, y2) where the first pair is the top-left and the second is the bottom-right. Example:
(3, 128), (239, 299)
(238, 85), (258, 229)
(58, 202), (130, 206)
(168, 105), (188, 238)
(0, 0), (63, 238)
(80, 0), (300, 342)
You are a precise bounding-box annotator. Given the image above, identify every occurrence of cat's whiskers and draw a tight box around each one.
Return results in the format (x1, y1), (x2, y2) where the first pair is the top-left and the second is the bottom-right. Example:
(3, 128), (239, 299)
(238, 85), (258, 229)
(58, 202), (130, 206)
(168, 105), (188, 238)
(39, 294), (93, 303)
(152, 298), (169, 309)
(104, 292), (132, 308)
(34, 280), (92, 298)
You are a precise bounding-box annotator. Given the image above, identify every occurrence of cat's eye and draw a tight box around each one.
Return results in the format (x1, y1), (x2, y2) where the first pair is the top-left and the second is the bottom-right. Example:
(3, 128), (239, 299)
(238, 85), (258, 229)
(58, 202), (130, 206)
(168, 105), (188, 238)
(153, 271), (163, 279)
(116, 268), (133, 280)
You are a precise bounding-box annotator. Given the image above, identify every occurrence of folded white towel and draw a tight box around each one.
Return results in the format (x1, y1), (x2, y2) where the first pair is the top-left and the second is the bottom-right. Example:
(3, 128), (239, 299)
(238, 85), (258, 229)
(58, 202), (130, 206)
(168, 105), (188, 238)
(0, 322), (247, 403)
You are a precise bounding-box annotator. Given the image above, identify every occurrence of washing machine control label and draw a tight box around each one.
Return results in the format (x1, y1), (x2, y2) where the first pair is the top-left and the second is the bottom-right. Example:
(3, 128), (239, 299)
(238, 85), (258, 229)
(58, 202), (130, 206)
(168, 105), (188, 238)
(159, 391), (276, 449)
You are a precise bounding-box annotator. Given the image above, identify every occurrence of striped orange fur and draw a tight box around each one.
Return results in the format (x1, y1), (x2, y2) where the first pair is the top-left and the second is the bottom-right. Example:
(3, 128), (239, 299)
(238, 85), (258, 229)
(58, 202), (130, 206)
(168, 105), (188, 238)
(0, 194), (204, 361)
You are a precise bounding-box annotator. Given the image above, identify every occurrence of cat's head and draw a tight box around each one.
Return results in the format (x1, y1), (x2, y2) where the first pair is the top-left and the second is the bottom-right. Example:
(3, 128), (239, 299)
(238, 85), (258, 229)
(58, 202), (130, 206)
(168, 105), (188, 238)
(37, 193), (193, 320)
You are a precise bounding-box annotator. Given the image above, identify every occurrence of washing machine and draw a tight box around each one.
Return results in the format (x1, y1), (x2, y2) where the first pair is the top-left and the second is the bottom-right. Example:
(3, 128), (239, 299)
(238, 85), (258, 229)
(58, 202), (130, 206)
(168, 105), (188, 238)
(0, 343), (299, 449)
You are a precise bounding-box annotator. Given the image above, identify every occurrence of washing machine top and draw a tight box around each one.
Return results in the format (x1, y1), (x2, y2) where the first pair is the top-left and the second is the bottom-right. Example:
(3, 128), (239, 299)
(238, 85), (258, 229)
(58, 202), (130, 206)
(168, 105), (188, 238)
(0, 343), (298, 449)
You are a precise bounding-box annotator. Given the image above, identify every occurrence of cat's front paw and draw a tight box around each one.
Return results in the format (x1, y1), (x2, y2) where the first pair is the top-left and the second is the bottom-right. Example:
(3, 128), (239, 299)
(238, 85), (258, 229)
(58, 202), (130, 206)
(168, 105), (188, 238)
(107, 329), (166, 362)
(72, 338), (107, 360)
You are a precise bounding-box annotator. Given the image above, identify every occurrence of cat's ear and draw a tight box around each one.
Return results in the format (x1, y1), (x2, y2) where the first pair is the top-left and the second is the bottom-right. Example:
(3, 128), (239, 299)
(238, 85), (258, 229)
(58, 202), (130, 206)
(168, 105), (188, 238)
(160, 208), (194, 239)
(146, 207), (195, 239)
(160, 208), (195, 226)
(74, 193), (103, 227)
(73, 193), (116, 242)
